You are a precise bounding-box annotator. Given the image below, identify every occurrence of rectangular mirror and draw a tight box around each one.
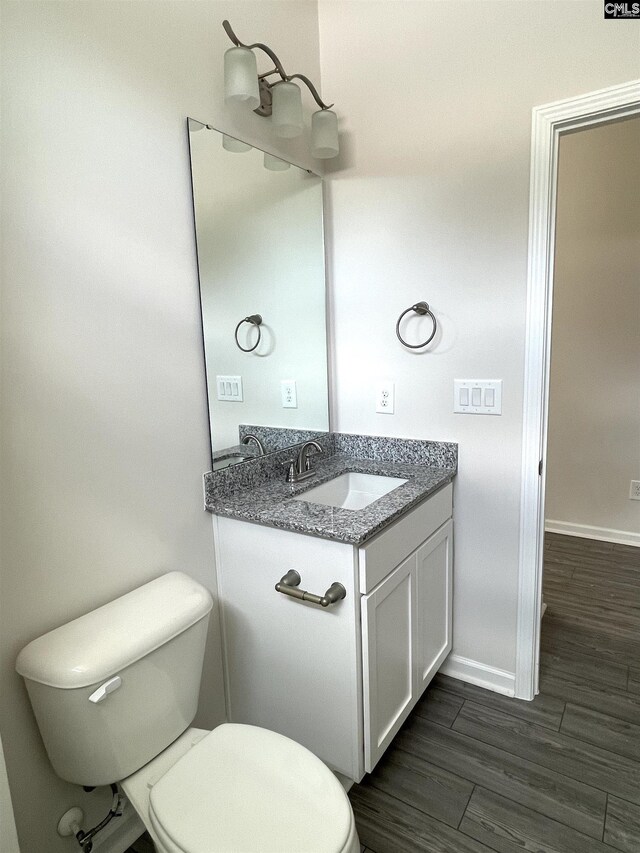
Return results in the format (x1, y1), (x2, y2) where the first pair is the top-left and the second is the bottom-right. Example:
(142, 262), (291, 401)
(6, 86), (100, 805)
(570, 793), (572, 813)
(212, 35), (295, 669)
(188, 121), (330, 469)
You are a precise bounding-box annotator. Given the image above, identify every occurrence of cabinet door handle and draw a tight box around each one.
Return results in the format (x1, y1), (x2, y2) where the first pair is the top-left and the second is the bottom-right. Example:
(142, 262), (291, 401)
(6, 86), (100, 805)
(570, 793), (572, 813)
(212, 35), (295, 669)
(275, 570), (346, 608)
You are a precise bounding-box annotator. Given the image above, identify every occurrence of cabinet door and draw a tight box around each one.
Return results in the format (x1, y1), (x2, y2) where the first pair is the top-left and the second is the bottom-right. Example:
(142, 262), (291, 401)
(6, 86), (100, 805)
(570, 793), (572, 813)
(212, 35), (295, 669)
(215, 516), (364, 781)
(414, 520), (453, 695)
(362, 553), (415, 772)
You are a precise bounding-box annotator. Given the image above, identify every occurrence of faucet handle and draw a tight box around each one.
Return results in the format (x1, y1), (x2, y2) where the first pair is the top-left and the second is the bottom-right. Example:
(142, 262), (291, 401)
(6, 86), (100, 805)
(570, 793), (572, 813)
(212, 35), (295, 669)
(285, 460), (296, 483)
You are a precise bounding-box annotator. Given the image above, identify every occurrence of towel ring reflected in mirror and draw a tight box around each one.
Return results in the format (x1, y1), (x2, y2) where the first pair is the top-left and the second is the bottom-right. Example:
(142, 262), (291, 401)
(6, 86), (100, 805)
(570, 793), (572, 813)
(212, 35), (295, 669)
(395, 301), (437, 349)
(234, 314), (263, 352)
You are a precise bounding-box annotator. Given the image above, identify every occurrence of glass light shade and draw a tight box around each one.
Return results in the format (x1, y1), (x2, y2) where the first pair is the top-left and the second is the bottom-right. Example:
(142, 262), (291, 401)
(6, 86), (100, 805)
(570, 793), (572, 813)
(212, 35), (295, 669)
(264, 152), (290, 171)
(271, 81), (303, 138)
(224, 47), (260, 109)
(222, 134), (252, 153)
(311, 109), (339, 159)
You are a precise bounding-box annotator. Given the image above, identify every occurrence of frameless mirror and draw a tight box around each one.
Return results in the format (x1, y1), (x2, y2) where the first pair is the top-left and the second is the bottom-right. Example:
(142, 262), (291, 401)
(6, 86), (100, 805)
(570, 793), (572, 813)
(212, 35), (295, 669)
(187, 121), (329, 469)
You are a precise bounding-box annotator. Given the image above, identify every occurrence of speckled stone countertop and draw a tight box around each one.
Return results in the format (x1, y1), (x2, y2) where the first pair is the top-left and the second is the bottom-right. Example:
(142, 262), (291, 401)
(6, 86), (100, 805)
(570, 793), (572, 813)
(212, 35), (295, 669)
(211, 443), (260, 470)
(204, 433), (456, 546)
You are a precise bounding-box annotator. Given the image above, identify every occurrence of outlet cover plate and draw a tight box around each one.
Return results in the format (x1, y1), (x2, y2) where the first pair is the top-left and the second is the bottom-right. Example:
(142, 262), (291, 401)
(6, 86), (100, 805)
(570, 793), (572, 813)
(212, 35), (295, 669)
(281, 379), (297, 408)
(630, 480), (640, 500)
(376, 381), (395, 414)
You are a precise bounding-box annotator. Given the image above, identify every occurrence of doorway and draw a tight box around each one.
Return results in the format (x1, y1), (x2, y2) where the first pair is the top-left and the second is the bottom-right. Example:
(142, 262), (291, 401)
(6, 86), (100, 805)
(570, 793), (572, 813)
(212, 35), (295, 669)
(540, 115), (640, 702)
(516, 80), (640, 701)
(545, 117), (640, 549)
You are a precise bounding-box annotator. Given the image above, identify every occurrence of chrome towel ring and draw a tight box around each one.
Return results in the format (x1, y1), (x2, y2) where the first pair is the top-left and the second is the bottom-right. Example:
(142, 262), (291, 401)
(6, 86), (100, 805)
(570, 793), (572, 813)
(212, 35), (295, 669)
(395, 301), (437, 349)
(234, 314), (263, 352)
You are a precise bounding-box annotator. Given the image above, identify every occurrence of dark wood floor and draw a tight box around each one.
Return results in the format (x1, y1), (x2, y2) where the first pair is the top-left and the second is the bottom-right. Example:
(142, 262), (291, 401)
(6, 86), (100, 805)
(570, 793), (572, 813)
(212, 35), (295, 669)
(350, 533), (640, 853)
(126, 832), (155, 853)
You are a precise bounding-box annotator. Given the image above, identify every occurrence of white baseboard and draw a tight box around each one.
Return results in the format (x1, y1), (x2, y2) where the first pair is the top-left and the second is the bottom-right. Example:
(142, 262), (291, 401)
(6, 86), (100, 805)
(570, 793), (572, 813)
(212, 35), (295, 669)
(439, 653), (515, 697)
(545, 520), (640, 548)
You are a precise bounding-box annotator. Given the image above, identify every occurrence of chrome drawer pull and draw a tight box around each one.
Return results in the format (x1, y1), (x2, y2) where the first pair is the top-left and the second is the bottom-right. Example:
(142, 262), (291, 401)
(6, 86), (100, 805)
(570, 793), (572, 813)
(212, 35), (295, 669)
(275, 570), (346, 608)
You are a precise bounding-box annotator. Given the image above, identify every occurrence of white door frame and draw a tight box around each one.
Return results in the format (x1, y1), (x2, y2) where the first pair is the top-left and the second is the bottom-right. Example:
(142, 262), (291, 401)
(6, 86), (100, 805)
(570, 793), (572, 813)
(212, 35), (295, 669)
(515, 79), (640, 701)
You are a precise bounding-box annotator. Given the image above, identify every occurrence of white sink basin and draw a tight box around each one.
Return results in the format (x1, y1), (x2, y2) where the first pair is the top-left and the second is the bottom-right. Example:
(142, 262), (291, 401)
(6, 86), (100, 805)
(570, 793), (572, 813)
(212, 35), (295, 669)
(294, 472), (407, 511)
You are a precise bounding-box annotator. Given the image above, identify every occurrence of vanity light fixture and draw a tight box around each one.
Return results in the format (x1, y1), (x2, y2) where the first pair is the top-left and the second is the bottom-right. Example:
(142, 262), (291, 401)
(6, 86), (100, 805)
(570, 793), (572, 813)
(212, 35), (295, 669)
(263, 153), (290, 172)
(189, 120), (290, 172)
(222, 20), (339, 160)
(222, 134), (252, 153)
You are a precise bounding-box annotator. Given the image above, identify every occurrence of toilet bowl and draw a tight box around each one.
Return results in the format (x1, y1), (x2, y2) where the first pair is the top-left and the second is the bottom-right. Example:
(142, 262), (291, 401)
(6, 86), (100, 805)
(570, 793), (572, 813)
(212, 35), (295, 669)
(122, 724), (359, 853)
(16, 572), (360, 852)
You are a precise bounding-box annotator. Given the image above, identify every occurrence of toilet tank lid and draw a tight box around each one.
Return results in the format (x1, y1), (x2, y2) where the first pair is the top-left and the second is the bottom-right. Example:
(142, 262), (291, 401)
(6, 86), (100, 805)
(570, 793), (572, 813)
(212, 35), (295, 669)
(16, 572), (213, 689)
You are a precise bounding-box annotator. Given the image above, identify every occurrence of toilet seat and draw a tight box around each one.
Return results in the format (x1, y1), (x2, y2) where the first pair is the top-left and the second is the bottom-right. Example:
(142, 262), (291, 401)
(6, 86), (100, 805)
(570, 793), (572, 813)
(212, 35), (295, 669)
(147, 723), (357, 853)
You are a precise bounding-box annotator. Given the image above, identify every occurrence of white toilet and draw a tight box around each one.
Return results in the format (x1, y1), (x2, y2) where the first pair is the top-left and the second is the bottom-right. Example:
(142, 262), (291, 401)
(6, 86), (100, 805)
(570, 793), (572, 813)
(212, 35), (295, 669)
(16, 572), (360, 853)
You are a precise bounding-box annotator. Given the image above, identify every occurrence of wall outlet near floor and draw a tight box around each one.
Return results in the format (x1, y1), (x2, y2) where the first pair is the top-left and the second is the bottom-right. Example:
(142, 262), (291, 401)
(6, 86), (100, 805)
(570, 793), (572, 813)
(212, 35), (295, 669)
(630, 480), (640, 500)
(375, 381), (395, 414)
(281, 379), (297, 408)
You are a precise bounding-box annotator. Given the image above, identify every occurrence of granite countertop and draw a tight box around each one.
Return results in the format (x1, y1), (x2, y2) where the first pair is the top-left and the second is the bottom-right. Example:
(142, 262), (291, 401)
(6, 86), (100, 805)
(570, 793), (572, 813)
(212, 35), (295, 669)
(205, 451), (455, 546)
(211, 443), (261, 467)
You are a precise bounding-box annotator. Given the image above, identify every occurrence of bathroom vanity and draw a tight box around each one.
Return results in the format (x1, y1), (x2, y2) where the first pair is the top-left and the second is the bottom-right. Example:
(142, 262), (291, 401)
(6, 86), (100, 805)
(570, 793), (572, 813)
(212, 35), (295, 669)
(206, 435), (456, 782)
(190, 122), (457, 785)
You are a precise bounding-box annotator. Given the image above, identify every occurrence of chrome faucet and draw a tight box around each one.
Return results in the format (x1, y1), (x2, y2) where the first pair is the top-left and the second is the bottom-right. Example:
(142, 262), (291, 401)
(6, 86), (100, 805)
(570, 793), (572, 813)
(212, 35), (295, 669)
(286, 440), (323, 483)
(241, 433), (265, 456)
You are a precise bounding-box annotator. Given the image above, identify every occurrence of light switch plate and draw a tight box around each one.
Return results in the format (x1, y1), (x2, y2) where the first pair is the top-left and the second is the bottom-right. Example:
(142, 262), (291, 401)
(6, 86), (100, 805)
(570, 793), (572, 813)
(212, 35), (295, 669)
(216, 375), (243, 402)
(454, 380), (502, 415)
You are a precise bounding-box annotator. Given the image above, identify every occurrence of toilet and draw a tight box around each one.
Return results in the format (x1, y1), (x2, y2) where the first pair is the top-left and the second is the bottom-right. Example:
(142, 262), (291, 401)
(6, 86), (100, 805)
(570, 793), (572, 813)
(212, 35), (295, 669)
(16, 572), (360, 853)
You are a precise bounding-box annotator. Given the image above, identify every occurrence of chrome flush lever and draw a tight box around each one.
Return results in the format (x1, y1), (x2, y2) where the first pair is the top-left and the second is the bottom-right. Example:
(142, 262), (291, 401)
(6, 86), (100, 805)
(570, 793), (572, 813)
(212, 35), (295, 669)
(88, 675), (122, 704)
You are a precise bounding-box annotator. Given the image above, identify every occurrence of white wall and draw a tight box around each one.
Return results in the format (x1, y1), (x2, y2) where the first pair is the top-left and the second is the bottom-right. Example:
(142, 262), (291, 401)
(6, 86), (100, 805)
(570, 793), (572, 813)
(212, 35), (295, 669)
(0, 735), (20, 853)
(0, 3), (321, 851)
(318, 0), (640, 684)
(546, 118), (640, 544)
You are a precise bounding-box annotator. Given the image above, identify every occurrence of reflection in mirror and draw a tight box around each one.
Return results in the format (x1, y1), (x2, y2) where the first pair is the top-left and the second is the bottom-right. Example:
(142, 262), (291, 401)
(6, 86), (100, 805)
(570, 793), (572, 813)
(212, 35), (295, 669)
(188, 121), (330, 469)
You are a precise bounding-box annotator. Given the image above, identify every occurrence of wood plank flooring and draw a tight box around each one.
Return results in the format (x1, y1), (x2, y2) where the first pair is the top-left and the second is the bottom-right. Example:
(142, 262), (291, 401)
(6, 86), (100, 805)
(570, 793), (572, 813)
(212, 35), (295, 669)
(350, 533), (640, 853)
(126, 834), (155, 853)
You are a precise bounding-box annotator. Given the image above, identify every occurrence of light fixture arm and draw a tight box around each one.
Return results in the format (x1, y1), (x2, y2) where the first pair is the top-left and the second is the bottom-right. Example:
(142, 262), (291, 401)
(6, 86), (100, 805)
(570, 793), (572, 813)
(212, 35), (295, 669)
(287, 74), (333, 111)
(222, 20), (333, 111)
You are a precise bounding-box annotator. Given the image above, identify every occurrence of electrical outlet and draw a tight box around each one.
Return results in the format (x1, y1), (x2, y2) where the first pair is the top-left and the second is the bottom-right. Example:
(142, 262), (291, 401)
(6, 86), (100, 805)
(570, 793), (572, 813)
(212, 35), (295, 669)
(630, 480), (640, 500)
(281, 379), (297, 408)
(376, 381), (395, 414)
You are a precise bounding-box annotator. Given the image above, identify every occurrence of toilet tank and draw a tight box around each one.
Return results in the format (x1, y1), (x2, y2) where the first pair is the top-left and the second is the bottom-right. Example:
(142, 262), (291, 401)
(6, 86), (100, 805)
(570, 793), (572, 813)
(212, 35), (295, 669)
(16, 572), (213, 787)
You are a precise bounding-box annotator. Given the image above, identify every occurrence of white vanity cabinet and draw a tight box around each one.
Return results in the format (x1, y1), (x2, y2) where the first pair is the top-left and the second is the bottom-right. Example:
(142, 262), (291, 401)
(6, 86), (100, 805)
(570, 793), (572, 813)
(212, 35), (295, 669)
(214, 481), (453, 782)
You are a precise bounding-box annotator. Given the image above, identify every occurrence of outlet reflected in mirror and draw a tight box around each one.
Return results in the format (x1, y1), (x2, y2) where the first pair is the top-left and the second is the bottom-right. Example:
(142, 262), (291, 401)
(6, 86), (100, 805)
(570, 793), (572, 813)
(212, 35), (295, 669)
(187, 121), (330, 467)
